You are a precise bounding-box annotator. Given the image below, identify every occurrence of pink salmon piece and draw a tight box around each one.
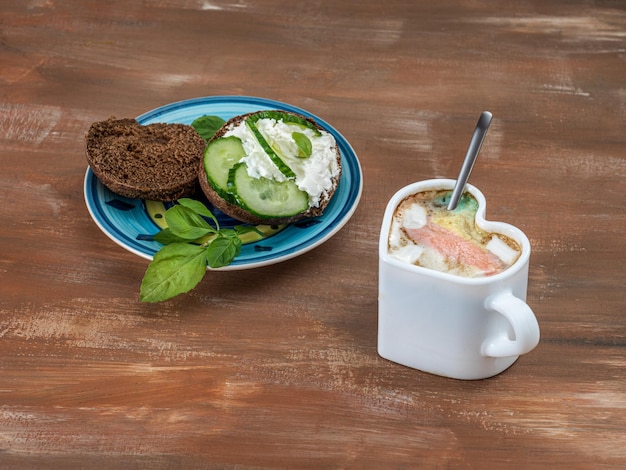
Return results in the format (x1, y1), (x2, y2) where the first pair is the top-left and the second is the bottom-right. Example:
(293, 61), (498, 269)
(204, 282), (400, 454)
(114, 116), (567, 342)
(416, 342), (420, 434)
(406, 223), (502, 275)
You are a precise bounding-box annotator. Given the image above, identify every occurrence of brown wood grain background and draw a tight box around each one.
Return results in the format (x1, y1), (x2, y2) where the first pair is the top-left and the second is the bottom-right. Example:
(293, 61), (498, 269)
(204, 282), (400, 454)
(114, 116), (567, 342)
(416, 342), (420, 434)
(1, 1), (625, 468)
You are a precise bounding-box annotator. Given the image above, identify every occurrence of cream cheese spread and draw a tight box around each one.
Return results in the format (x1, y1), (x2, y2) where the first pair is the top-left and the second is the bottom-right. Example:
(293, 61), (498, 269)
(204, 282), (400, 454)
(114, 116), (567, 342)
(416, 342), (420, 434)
(224, 116), (340, 208)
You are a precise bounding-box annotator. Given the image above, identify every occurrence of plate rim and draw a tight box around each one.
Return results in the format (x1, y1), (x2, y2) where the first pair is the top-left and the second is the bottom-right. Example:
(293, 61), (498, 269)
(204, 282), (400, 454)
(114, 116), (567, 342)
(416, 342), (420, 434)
(83, 95), (363, 270)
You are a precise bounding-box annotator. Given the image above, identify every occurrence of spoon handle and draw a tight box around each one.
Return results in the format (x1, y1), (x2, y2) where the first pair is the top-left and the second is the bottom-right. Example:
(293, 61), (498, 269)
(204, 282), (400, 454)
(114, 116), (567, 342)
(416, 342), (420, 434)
(447, 111), (493, 210)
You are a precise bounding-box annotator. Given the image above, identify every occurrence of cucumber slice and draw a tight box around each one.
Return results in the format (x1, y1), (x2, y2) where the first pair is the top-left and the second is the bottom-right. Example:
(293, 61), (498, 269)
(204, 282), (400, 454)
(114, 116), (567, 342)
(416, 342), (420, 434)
(228, 163), (309, 218)
(245, 119), (296, 179)
(203, 136), (246, 199)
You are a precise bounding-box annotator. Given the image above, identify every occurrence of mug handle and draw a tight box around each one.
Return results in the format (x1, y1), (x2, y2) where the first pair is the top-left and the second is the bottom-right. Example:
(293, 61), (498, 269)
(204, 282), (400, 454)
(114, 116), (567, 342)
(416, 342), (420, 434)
(481, 291), (540, 358)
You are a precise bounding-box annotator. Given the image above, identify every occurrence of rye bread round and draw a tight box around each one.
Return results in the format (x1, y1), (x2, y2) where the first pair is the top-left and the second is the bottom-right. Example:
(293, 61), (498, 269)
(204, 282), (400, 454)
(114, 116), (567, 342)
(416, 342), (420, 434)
(198, 111), (342, 226)
(86, 117), (206, 201)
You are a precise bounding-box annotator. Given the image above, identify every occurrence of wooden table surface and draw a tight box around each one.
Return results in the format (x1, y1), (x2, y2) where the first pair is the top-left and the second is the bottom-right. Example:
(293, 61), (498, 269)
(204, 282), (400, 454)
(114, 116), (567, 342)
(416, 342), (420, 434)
(1, 1), (625, 468)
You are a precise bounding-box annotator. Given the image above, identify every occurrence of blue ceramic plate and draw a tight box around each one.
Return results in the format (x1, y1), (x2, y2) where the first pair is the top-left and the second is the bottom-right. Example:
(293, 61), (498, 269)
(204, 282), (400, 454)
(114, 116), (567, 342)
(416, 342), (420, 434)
(84, 96), (362, 270)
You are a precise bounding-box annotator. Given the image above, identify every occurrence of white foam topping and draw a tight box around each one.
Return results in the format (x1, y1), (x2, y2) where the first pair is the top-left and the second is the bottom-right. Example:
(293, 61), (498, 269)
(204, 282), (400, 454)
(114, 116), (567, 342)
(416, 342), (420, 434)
(486, 235), (519, 265)
(402, 204), (427, 229)
(391, 244), (424, 264)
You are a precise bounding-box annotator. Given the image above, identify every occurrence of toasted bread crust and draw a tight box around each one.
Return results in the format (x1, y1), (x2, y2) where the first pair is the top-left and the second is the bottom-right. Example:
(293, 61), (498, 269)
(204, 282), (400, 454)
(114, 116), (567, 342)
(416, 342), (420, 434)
(198, 111), (342, 225)
(86, 118), (206, 201)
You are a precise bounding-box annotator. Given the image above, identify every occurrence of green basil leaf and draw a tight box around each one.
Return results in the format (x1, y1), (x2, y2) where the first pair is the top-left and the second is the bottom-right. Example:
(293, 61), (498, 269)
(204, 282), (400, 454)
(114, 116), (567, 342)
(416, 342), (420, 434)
(153, 227), (189, 245)
(292, 131), (312, 158)
(206, 235), (242, 268)
(177, 198), (220, 229)
(191, 115), (226, 141)
(165, 205), (215, 240)
(177, 198), (213, 218)
(140, 243), (208, 302)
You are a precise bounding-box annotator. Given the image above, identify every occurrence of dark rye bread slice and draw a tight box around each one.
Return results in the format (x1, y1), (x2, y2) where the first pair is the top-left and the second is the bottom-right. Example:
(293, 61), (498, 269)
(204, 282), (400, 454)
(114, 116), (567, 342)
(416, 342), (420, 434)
(198, 111), (342, 226)
(86, 117), (206, 201)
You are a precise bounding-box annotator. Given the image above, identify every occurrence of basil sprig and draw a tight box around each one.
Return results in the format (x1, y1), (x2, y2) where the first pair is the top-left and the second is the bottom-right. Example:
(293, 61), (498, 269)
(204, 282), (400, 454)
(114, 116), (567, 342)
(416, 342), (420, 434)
(140, 198), (256, 302)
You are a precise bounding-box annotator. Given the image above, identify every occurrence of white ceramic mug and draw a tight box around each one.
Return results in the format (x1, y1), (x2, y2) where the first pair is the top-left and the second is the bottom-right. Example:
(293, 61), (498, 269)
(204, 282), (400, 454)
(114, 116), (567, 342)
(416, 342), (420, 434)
(378, 179), (540, 380)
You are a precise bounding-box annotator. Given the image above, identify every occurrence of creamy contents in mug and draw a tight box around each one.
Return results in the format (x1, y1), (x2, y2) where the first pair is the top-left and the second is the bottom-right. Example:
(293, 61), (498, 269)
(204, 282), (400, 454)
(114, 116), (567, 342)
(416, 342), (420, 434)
(388, 190), (521, 277)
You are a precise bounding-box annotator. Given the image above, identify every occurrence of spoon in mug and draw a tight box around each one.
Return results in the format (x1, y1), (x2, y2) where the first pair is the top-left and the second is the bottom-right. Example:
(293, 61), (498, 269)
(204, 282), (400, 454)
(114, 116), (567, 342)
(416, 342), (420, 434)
(447, 111), (493, 211)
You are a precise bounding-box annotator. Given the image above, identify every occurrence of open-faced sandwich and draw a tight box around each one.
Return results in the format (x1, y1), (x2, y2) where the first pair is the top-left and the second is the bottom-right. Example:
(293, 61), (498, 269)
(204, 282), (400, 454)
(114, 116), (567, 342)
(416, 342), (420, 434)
(198, 110), (342, 225)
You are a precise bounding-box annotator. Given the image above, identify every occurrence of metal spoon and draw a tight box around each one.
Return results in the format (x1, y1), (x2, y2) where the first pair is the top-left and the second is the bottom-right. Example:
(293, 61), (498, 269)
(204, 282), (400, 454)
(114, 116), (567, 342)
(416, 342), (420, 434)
(447, 111), (493, 210)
